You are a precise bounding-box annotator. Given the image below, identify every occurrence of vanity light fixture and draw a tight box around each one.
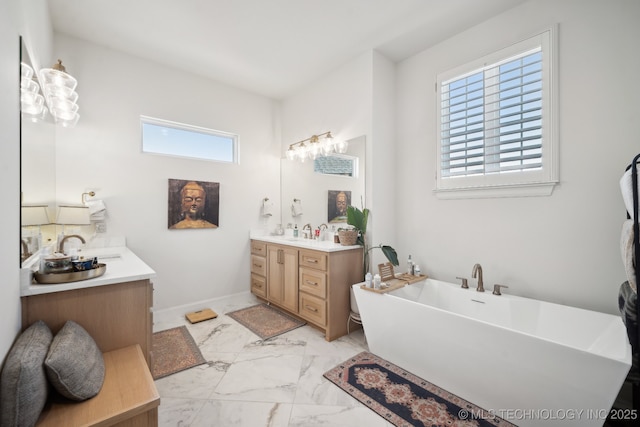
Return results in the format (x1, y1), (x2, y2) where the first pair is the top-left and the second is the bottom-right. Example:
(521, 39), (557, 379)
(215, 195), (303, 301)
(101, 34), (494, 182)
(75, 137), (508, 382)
(285, 131), (348, 162)
(39, 59), (80, 127)
(20, 62), (48, 122)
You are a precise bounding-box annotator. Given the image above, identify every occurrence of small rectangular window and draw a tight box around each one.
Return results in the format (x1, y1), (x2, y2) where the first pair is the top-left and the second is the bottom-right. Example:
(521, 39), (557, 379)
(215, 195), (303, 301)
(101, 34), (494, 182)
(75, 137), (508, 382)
(436, 27), (557, 198)
(141, 116), (238, 163)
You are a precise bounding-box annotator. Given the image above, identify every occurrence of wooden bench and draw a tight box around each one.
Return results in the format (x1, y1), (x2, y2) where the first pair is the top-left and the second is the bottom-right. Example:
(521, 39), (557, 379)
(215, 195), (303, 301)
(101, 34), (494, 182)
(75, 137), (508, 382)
(36, 344), (160, 427)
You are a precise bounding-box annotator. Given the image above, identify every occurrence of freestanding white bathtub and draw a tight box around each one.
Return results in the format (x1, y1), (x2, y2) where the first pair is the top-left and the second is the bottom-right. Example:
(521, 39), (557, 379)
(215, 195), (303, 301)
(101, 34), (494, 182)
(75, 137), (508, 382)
(353, 278), (632, 427)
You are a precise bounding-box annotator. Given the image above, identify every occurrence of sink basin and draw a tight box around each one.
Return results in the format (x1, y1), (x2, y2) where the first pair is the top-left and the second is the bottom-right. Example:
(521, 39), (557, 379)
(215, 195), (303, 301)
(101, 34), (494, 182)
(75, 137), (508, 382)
(33, 263), (107, 284)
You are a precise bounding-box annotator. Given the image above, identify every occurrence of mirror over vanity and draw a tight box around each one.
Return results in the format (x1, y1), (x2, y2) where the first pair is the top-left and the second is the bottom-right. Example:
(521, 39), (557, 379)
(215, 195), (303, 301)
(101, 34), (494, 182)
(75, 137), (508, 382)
(280, 135), (365, 235)
(20, 37), (57, 265)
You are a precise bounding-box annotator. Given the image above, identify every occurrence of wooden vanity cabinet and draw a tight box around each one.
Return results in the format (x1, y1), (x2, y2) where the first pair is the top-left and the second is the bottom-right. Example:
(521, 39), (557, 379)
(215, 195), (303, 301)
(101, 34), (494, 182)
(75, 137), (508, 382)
(267, 244), (299, 312)
(298, 248), (363, 340)
(250, 240), (267, 298)
(250, 239), (362, 341)
(21, 279), (154, 367)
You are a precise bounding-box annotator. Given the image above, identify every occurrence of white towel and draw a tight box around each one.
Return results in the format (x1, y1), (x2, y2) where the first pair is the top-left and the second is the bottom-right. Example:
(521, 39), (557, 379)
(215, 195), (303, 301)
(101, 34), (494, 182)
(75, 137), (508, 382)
(620, 168), (639, 217)
(291, 199), (303, 217)
(85, 200), (107, 220)
(621, 219), (637, 293)
(262, 199), (274, 216)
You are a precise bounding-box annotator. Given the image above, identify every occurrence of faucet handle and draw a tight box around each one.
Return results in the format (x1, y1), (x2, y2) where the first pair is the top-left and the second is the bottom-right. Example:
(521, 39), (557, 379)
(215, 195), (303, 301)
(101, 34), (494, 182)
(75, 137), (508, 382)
(456, 276), (469, 289)
(492, 284), (509, 296)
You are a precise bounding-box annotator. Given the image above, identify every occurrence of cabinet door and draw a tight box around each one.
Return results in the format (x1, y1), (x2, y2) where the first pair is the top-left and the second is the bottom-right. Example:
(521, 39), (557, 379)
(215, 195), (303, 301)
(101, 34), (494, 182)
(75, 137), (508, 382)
(267, 245), (298, 312)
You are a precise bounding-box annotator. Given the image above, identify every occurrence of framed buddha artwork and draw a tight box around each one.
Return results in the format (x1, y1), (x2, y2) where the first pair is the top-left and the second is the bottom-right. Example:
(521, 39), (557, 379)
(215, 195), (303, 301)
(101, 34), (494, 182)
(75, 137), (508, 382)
(168, 179), (219, 229)
(328, 190), (351, 224)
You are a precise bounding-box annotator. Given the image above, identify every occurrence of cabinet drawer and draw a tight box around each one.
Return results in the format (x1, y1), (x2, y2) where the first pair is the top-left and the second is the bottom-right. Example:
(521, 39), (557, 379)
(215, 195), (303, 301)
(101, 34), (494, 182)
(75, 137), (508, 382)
(251, 273), (267, 298)
(298, 293), (327, 327)
(251, 241), (267, 256)
(251, 255), (266, 276)
(299, 268), (326, 298)
(299, 250), (327, 271)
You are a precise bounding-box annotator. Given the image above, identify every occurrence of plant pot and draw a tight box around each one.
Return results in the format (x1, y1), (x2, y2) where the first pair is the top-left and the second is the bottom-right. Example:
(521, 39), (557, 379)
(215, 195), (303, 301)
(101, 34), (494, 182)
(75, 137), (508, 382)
(338, 230), (358, 246)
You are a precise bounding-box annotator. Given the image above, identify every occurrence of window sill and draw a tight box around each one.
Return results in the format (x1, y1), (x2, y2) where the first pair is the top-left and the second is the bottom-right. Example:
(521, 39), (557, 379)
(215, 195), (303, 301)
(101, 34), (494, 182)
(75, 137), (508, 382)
(434, 181), (558, 199)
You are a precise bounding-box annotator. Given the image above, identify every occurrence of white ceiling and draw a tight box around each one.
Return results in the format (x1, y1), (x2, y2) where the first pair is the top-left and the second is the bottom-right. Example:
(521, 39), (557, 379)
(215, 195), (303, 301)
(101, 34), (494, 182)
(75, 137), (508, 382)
(47, 0), (526, 99)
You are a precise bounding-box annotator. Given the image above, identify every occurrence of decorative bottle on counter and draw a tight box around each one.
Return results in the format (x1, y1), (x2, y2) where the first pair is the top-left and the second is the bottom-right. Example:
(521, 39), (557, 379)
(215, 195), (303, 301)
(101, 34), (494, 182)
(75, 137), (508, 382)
(39, 245), (52, 274)
(407, 254), (413, 275)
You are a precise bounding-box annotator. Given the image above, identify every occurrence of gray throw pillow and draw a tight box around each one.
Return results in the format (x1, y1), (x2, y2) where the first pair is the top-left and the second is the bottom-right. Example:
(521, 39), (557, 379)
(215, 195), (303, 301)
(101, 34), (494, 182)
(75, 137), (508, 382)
(44, 320), (105, 401)
(0, 320), (53, 427)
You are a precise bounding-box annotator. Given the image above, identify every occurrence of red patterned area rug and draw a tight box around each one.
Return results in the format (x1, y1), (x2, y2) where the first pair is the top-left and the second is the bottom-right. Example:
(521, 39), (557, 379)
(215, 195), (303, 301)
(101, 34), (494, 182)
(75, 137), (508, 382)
(324, 351), (517, 427)
(152, 326), (207, 380)
(227, 303), (306, 340)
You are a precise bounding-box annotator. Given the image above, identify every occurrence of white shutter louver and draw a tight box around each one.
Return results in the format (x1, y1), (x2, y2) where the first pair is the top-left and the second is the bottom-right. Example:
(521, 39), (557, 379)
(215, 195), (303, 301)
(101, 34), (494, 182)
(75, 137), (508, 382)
(440, 48), (543, 178)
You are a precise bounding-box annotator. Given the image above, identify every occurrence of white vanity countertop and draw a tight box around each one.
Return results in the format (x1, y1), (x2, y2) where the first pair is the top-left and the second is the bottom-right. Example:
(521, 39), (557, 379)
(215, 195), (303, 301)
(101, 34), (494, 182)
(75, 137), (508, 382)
(250, 233), (362, 252)
(20, 246), (156, 296)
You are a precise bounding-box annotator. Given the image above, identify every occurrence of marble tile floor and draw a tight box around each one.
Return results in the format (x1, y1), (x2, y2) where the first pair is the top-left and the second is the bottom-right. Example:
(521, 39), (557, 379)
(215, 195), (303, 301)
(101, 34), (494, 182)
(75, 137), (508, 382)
(153, 293), (393, 427)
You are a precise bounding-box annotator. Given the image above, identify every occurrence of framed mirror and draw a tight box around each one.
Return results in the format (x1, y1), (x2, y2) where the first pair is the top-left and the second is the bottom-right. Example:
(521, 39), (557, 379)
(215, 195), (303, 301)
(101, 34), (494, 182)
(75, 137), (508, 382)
(280, 135), (365, 231)
(20, 37), (57, 265)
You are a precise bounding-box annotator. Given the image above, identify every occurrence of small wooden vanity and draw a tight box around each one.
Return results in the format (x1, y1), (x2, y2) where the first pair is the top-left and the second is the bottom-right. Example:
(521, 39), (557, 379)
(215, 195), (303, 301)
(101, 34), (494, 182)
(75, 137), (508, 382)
(250, 237), (363, 341)
(20, 247), (159, 426)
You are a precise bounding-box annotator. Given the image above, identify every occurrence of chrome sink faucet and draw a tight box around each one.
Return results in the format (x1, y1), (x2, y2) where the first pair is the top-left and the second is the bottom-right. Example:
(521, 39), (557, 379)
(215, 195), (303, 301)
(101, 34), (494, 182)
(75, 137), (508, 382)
(58, 234), (86, 253)
(472, 263), (484, 292)
(302, 223), (313, 239)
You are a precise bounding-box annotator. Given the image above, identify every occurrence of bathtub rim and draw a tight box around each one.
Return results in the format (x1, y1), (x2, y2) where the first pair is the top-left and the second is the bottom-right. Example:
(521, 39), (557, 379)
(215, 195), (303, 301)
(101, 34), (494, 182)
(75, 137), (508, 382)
(354, 278), (632, 365)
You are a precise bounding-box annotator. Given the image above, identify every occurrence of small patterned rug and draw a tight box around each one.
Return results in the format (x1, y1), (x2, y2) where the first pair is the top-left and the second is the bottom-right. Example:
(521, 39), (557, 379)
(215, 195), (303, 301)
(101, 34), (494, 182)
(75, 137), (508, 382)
(324, 351), (517, 427)
(152, 326), (207, 380)
(227, 303), (306, 340)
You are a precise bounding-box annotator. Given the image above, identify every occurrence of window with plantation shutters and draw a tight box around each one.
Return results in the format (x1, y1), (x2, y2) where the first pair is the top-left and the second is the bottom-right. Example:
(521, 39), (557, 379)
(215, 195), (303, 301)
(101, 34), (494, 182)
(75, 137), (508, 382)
(436, 28), (558, 198)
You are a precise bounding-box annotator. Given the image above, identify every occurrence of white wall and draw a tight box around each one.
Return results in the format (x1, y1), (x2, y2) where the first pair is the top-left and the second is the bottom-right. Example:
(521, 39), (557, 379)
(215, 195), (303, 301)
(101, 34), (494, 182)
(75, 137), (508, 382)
(51, 35), (281, 310)
(281, 51), (399, 268)
(0, 0), (22, 363)
(395, 0), (640, 314)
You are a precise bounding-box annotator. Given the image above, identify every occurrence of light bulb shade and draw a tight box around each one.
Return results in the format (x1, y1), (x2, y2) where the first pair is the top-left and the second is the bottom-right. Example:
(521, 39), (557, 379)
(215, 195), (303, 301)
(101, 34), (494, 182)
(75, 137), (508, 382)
(336, 139), (348, 154)
(21, 92), (45, 115)
(44, 84), (78, 104)
(55, 112), (80, 127)
(40, 68), (77, 91)
(21, 78), (39, 93)
(49, 98), (79, 121)
(21, 205), (51, 226)
(25, 106), (48, 123)
(320, 135), (335, 155)
(308, 142), (321, 159)
(56, 205), (91, 225)
(21, 62), (34, 80)
(286, 147), (296, 160)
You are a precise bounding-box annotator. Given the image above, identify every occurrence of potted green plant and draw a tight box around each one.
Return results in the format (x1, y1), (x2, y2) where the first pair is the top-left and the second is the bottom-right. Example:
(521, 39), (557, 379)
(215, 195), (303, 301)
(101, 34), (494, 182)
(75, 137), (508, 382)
(345, 204), (398, 276)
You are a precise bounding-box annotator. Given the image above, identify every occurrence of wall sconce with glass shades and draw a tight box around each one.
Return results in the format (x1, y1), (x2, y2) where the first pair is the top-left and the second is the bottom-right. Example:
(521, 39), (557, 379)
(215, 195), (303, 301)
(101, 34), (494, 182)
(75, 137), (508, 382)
(20, 59), (80, 127)
(285, 131), (348, 162)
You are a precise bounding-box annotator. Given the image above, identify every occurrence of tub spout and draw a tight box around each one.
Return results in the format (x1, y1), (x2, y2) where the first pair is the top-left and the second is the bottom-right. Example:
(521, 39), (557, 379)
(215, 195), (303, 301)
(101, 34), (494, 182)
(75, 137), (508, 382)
(472, 263), (484, 292)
